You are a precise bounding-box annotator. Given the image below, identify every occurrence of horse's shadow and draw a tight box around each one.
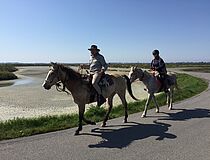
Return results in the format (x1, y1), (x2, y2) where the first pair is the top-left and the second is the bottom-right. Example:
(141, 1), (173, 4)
(85, 121), (176, 149)
(84, 108), (210, 149)
(159, 108), (210, 121)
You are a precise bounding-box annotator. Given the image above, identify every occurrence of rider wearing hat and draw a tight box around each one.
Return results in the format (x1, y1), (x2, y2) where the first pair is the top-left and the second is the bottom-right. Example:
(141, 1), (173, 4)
(88, 45), (108, 106)
(151, 49), (168, 92)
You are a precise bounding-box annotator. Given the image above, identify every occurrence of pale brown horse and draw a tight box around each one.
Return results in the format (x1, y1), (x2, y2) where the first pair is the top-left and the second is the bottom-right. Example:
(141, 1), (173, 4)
(129, 67), (178, 117)
(42, 63), (138, 135)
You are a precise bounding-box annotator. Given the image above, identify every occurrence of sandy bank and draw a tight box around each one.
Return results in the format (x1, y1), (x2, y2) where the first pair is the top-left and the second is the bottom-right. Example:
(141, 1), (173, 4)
(0, 66), (147, 121)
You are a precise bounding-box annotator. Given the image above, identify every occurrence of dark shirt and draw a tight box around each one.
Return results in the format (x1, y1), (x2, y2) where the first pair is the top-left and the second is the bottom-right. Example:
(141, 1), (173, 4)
(151, 57), (167, 74)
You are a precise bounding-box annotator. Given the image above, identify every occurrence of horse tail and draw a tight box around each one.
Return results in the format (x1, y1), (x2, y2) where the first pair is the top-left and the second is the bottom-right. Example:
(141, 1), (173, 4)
(169, 72), (179, 90)
(123, 75), (139, 100)
(172, 73), (179, 90)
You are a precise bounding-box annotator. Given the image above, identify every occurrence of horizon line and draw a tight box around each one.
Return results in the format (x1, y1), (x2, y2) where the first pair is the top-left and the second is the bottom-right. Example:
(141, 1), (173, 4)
(0, 61), (210, 64)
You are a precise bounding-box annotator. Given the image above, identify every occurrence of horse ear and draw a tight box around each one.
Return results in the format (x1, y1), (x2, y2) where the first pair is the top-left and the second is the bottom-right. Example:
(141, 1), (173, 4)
(50, 62), (59, 70)
(131, 66), (134, 71)
(51, 62), (57, 66)
(131, 66), (137, 71)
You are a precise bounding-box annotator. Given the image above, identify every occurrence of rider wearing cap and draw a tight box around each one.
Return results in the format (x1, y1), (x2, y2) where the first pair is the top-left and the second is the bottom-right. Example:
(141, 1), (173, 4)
(151, 49), (168, 92)
(88, 45), (108, 106)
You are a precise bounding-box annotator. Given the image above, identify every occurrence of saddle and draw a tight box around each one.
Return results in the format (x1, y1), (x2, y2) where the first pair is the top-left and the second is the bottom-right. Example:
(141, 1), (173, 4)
(82, 73), (114, 103)
(155, 74), (170, 93)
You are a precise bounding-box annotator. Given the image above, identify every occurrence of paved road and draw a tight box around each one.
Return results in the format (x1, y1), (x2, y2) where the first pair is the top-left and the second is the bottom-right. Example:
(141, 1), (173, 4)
(0, 71), (210, 160)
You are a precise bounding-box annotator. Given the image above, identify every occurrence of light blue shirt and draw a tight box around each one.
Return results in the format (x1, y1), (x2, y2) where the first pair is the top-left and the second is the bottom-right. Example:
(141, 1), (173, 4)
(89, 53), (108, 73)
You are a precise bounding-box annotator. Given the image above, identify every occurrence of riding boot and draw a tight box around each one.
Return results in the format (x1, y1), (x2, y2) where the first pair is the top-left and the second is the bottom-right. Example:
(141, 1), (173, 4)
(97, 94), (106, 107)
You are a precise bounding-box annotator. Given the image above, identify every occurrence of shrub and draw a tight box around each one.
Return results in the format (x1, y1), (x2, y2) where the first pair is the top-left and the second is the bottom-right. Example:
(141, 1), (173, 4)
(0, 71), (17, 80)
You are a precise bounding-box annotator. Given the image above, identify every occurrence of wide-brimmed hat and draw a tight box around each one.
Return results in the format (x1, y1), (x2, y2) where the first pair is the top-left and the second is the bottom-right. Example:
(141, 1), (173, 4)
(88, 45), (100, 51)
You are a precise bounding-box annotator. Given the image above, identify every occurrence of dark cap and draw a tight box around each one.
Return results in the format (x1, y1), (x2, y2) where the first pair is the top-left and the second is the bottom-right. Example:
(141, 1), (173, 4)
(152, 49), (159, 55)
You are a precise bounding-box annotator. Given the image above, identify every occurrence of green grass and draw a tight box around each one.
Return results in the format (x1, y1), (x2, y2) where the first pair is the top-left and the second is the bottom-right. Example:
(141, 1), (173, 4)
(0, 64), (18, 81)
(0, 73), (208, 141)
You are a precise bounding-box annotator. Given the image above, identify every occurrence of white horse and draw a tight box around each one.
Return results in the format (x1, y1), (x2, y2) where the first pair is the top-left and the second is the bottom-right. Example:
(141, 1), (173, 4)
(128, 67), (178, 117)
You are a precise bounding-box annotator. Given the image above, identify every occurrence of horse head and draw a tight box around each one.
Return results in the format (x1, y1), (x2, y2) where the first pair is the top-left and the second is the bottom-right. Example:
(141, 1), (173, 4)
(42, 62), (61, 90)
(129, 66), (144, 83)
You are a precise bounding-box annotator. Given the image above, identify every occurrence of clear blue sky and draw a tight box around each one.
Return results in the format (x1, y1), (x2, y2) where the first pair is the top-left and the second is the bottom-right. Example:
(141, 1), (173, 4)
(0, 0), (210, 63)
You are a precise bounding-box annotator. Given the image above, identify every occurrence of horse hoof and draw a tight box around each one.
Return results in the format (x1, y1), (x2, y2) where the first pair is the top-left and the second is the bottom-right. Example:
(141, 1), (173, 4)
(123, 119), (128, 123)
(91, 122), (96, 125)
(169, 107), (172, 110)
(141, 114), (146, 118)
(156, 110), (159, 113)
(74, 131), (80, 136)
(101, 123), (106, 127)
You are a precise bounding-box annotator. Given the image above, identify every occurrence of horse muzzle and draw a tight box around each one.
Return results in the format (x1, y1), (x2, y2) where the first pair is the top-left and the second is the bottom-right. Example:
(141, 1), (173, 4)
(129, 78), (135, 83)
(42, 82), (51, 90)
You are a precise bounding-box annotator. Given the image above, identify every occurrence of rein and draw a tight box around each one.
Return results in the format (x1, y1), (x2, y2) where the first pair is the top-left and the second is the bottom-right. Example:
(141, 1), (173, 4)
(56, 69), (71, 95)
(55, 82), (71, 95)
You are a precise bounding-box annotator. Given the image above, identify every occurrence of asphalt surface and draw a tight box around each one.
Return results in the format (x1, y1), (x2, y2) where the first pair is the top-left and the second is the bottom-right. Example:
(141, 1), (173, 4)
(0, 71), (210, 160)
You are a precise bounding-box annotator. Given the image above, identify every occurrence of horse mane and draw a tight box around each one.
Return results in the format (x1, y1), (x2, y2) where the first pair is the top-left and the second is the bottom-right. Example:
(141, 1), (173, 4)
(58, 64), (82, 81)
(136, 68), (152, 77)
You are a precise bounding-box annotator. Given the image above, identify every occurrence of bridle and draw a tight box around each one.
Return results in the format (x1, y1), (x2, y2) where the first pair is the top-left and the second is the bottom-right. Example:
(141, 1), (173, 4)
(55, 68), (71, 95)
(139, 71), (145, 81)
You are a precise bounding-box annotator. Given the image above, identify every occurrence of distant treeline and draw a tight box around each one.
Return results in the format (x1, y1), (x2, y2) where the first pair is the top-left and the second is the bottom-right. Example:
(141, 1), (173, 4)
(165, 62), (210, 68)
(108, 62), (210, 69)
(1, 62), (210, 69)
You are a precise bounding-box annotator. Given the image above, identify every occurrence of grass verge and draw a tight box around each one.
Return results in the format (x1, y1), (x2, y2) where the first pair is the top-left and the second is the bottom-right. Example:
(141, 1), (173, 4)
(0, 73), (208, 141)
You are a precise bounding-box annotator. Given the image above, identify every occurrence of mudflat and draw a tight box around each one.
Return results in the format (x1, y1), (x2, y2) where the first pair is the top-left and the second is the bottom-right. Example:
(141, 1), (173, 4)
(0, 66), (147, 121)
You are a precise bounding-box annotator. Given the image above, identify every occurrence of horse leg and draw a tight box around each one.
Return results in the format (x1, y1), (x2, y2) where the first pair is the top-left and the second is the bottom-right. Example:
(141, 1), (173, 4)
(142, 94), (152, 118)
(169, 89), (174, 110)
(101, 95), (114, 127)
(166, 91), (170, 105)
(75, 104), (85, 135)
(167, 91), (170, 107)
(118, 92), (128, 123)
(151, 94), (159, 113)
